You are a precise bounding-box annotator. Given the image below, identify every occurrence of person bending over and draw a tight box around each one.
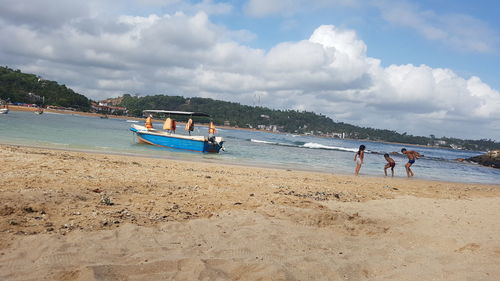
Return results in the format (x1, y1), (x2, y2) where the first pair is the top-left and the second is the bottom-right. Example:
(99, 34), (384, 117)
(401, 148), (421, 177)
(384, 153), (396, 177)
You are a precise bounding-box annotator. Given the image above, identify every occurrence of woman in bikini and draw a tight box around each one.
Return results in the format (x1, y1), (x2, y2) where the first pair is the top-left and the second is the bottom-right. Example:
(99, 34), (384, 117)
(354, 145), (366, 176)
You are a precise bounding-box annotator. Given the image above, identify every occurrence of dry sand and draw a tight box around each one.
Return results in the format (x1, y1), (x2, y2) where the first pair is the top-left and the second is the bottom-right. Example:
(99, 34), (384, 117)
(0, 144), (499, 281)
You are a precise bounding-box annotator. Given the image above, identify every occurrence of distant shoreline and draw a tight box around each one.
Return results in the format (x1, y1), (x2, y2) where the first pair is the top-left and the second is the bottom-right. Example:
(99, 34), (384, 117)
(7, 105), (483, 153)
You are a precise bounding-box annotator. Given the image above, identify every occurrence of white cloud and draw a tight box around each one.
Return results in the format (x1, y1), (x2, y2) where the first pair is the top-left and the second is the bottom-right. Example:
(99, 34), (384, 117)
(244, 0), (294, 17)
(376, 0), (498, 53)
(0, 4), (499, 140)
(244, 0), (358, 17)
(0, 0), (90, 29)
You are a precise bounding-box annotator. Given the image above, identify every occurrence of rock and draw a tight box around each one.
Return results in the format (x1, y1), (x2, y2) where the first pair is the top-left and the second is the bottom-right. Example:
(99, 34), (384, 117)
(466, 150), (500, 169)
(23, 207), (36, 213)
(100, 195), (114, 205)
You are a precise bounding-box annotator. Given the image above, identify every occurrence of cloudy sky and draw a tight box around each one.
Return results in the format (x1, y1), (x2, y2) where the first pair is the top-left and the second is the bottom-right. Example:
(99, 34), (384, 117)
(1, 0), (499, 140)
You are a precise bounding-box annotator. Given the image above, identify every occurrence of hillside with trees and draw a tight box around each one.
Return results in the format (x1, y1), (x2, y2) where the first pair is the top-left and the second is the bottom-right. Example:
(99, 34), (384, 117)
(0, 66), (91, 110)
(119, 94), (499, 151)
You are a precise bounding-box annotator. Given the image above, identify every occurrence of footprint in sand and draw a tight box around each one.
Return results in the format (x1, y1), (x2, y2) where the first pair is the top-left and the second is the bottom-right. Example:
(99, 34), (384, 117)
(455, 243), (480, 253)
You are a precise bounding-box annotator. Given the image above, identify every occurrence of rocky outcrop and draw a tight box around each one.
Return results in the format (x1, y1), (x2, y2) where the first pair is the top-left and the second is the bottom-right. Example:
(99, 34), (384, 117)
(466, 150), (500, 169)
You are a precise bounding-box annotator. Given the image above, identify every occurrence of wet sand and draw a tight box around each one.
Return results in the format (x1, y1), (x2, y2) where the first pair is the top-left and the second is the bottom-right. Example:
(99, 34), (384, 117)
(0, 144), (499, 280)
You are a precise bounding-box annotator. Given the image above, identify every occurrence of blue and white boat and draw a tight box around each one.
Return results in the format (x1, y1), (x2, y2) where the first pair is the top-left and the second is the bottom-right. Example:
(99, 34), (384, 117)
(0, 100), (8, 114)
(129, 110), (224, 153)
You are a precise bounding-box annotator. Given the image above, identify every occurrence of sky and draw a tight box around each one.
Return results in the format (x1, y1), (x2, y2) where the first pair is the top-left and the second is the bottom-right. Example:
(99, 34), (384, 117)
(1, 0), (499, 141)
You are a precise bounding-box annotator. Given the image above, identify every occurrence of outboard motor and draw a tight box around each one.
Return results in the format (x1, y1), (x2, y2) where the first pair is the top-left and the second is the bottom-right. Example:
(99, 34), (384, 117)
(208, 135), (224, 151)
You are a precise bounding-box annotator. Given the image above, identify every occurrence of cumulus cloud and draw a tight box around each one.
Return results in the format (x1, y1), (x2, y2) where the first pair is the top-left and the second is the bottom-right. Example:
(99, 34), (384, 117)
(0, 3), (499, 139)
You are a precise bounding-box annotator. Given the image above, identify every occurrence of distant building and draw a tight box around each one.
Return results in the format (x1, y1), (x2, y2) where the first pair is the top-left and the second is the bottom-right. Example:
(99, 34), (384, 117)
(257, 124), (283, 132)
(91, 102), (128, 115)
(224, 120), (231, 126)
(330, 132), (346, 139)
(98, 97), (124, 107)
(46, 105), (76, 111)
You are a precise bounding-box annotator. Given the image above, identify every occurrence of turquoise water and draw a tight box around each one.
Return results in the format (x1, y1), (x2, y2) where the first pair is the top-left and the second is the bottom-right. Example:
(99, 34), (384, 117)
(1, 110), (499, 184)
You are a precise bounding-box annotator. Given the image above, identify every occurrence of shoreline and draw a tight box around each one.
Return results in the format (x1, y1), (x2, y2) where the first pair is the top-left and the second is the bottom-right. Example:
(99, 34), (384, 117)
(1, 144), (499, 280)
(0, 142), (495, 186)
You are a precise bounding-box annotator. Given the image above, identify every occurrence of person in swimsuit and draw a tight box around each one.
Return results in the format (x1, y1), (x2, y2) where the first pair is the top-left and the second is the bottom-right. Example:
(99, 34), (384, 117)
(384, 153), (396, 177)
(354, 145), (366, 176)
(401, 148), (421, 177)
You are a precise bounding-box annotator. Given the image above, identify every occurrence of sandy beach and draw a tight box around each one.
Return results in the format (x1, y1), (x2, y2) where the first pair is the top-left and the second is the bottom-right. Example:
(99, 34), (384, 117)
(0, 144), (499, 280)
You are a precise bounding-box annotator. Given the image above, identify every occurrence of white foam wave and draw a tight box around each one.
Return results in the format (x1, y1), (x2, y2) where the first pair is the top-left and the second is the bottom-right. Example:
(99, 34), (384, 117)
(251, 139), (276, 145)
(302, 142), (358, 152)
(126, 120), (139, 123)
(251, 139), (358, 152)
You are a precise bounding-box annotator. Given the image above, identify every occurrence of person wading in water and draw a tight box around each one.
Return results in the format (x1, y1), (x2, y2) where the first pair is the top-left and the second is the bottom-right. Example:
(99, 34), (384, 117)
(401, 148), (421, 177)
(354, 145), (366, 176)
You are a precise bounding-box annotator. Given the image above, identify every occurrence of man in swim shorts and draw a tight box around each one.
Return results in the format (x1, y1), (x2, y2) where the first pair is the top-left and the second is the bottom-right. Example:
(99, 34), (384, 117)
(401, 148), (421, 177)
(384, 153), (396, 177)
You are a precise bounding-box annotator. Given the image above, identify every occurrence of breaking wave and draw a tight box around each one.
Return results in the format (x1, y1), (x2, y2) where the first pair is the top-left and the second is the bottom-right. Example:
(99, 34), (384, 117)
(250, 139), (358, 152)
(302, 142), (358, 152)
(250, 139), (275, 145)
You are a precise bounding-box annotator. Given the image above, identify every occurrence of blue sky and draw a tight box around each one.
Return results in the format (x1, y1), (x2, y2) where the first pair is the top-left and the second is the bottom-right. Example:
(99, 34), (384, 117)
(0, 0), (499, 140)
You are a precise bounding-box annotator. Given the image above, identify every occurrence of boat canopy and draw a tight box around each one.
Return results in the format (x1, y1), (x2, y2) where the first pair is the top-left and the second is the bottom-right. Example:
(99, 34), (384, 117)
(143, 110), (210, 117)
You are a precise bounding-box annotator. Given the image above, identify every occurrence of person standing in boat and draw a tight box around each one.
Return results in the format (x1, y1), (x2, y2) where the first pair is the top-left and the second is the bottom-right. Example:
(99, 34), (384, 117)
(145, 114), (153, 130)
(208, 121), (216, 136)
(354, 145), (366, 175)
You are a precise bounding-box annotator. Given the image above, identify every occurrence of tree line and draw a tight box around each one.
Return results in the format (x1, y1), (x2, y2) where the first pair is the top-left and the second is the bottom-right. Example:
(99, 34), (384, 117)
(0, 66), (91, 110)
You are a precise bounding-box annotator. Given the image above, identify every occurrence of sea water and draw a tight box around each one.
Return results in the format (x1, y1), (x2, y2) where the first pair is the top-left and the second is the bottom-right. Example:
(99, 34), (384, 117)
(1, 110), (499, 184)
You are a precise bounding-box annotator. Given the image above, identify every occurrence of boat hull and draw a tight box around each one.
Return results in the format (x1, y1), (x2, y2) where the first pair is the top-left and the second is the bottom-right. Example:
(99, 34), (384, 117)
(130, 125), (223, 153)
(0, 108), (8, 114)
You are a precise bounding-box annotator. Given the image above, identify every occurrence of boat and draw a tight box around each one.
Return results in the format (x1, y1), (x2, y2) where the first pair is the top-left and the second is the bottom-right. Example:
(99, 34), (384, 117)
(34, 107), (44, 114)
(0, 100), (8, 114)
(129, 110), (224, 153)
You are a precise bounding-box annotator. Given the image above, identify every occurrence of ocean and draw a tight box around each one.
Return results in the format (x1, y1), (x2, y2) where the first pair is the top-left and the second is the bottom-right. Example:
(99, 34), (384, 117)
(1, 110), (499, 184)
